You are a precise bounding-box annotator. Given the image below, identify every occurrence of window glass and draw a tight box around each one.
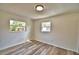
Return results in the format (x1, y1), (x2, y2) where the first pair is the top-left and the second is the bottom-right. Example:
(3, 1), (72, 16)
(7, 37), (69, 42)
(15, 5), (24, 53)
(10, 20), (26, 32)
(41, 21), (51, 32)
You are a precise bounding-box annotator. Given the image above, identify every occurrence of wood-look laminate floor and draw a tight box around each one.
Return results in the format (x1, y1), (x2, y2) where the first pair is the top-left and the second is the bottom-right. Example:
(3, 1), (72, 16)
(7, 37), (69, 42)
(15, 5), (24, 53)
(0, 40), (79, 55)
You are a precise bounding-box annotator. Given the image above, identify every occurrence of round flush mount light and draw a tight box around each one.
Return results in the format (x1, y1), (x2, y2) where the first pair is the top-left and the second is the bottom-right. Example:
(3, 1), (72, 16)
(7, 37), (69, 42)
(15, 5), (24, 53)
(35, 5), (44, 12)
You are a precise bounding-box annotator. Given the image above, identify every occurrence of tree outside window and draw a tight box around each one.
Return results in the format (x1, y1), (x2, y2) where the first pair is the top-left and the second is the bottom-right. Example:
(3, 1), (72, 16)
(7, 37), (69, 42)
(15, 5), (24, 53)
(10, 20), (26, 32)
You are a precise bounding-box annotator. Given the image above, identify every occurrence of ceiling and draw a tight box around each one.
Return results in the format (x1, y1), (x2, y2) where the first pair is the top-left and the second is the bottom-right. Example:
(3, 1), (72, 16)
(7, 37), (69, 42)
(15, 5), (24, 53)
(0, 3), (79, 20)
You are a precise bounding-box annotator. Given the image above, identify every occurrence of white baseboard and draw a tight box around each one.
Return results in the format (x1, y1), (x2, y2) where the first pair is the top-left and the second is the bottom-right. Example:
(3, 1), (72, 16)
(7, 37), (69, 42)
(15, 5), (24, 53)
(0, 41), (27, 51)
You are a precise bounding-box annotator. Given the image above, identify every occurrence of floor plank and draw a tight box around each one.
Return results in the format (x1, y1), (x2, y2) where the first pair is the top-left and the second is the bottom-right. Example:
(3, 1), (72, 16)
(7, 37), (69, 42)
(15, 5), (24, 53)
(0, 40), (79, 55)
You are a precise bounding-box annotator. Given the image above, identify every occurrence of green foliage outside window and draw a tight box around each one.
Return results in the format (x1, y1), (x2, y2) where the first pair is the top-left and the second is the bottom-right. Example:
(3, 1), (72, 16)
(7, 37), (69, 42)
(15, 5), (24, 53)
(10, 20), (26, 32)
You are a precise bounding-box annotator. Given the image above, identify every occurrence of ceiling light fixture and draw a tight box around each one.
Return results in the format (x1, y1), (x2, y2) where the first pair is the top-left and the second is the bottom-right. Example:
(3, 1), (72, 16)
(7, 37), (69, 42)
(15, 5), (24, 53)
(35, 5), (44, 12)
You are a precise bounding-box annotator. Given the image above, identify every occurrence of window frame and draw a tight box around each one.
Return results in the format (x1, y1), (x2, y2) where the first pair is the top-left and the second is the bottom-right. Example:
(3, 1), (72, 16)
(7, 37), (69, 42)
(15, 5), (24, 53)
(9, 19), (26, 32)
(40, 21), (52, 32)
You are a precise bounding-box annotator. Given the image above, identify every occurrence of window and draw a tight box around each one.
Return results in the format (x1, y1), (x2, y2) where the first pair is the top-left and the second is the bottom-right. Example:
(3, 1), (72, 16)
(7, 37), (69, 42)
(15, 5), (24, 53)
(10, 20), (26, 32)
(41, 21), (51, 32)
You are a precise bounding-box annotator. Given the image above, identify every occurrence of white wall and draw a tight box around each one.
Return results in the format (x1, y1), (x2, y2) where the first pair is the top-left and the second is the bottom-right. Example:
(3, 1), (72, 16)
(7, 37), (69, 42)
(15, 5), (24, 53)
(0, 11), (32, 50)
(77, 17), (79, 52)
(34, 13), (79, 52)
